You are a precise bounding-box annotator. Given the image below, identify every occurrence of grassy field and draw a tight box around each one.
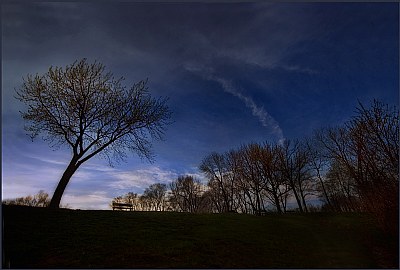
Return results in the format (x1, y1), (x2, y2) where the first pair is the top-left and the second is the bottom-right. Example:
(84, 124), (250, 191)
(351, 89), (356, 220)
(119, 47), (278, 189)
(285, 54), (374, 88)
(2, 205), (398, 268)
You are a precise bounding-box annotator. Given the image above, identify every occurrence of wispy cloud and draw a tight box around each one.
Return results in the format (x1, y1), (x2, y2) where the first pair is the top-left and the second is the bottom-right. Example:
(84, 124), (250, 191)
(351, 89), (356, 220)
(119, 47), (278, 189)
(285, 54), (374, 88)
(106, 166), (179, 192)
(24, 154), (69, 166)
(61, 191), (111, 210)
(184, 63), (285, 144)
(3, 149), (60, 199)
(279, 64), (318, 75)
(1, 181), (49, 200)
(211, 76), (284, 142)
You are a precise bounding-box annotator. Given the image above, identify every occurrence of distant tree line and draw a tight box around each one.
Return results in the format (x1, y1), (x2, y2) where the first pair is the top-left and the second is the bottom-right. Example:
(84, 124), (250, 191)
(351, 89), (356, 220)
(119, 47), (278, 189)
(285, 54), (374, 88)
(113, 100), (398, 235)
(2, 190), (51, 207)
(111, 177), (211, 213)
(112, 183), (168, 211)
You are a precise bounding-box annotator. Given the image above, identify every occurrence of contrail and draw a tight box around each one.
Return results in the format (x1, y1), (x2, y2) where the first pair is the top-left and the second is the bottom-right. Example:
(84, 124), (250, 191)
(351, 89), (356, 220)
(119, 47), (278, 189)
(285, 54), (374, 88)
(184, 63), (285, 144)
(211, 76), (285, 144)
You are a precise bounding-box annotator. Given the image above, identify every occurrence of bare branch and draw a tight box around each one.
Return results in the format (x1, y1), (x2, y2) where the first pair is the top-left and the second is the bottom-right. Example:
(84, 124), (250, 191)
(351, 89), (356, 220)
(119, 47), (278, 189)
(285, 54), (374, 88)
(15, 59), (172, 208)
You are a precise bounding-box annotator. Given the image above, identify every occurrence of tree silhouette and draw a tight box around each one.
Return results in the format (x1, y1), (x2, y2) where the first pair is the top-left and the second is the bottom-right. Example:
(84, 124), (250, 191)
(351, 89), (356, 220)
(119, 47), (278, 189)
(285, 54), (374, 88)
(169, 175), (204, 213)
(200, 152), (236, 212)
(2, 190), (51, 207)
(16, 59), (172, 208)
(320, 100), (399, 234)
(143, 183), (167, 211)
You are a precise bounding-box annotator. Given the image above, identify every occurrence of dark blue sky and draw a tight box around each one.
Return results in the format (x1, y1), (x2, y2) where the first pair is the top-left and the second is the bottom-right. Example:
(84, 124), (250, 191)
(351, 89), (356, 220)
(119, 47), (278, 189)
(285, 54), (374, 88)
(2, 2), (398, 209)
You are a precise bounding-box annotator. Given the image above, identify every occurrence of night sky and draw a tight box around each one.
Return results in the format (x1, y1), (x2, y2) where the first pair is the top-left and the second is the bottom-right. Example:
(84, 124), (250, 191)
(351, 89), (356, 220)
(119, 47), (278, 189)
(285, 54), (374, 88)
(2, 2), (398, 209)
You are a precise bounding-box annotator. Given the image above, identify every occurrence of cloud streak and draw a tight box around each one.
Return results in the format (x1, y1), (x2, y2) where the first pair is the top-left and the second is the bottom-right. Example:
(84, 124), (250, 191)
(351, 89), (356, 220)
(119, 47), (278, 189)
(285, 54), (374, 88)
(105, 166), (179, 193)
(62, 191), (111, 210)
(185, 63), (285, 144)
(211, 76), (285, 143)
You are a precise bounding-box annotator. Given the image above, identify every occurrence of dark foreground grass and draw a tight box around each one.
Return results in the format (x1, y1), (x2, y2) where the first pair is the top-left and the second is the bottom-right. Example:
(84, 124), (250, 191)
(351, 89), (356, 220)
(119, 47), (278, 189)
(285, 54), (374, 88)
(2, 205), (398, 268)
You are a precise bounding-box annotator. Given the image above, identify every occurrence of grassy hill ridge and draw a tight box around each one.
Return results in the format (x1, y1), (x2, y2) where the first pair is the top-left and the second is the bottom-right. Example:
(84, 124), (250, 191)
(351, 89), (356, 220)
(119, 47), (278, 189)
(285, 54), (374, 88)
(2, 205), (398, 268)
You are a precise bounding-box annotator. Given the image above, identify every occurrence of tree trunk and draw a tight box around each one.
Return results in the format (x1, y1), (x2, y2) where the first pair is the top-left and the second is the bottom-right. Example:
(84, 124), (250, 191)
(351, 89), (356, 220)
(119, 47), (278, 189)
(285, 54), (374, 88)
(318, 174), (332, 209)
(300, 191), (308, 213)
(49, 157), (80, 208)
(290, 180), (304, 212)
(273, 192), (282, 214)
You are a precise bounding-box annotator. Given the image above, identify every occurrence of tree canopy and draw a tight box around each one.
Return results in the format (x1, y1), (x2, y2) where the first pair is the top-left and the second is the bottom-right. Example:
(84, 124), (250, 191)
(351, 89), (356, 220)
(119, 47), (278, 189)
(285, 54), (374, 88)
(16, 59), (172, 208)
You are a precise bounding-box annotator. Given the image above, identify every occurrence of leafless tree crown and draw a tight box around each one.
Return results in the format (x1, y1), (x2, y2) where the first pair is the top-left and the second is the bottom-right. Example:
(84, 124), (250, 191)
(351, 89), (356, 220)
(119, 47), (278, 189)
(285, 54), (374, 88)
(16, 59), (172, 165)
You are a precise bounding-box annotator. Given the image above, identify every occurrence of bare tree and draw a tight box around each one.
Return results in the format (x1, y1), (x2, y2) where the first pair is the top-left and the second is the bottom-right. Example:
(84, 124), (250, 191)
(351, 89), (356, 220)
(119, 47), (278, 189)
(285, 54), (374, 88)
(277, 140), (314, 212)
(200, 143), (294, 215)
(125, 192), (139, 210)
(3, 190), (51, 207)
(200, 152), (236, 212)
(235, 143), (266, 215)
(16, 59), (172, 208)
(226, 149), (249, 213)
(351, 100), (398, 233)
(143, 183), (167, 211)
(169, 175), (205, 213)
(305, 134), (333, 210)
(320, 100), (399, 234)
(257, 142), (288, 214)
(139, 194), (153, 211)
(324, 159), (360, 212)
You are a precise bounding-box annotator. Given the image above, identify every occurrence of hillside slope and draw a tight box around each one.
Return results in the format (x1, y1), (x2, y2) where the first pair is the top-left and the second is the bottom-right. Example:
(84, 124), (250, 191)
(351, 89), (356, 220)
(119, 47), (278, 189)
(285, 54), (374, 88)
(2, 205), (398, 268)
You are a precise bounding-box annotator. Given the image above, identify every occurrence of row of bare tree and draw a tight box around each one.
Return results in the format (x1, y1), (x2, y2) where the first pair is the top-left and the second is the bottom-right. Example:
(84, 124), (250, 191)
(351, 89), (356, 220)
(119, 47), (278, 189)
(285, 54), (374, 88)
(112, 183), (168, 211)
(112, 100), (398, 234)
(199, 100), (398, 233)
(112, 176), (212, 213)
(200, 140), (315, 215)
(2, 190), (51, 207)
